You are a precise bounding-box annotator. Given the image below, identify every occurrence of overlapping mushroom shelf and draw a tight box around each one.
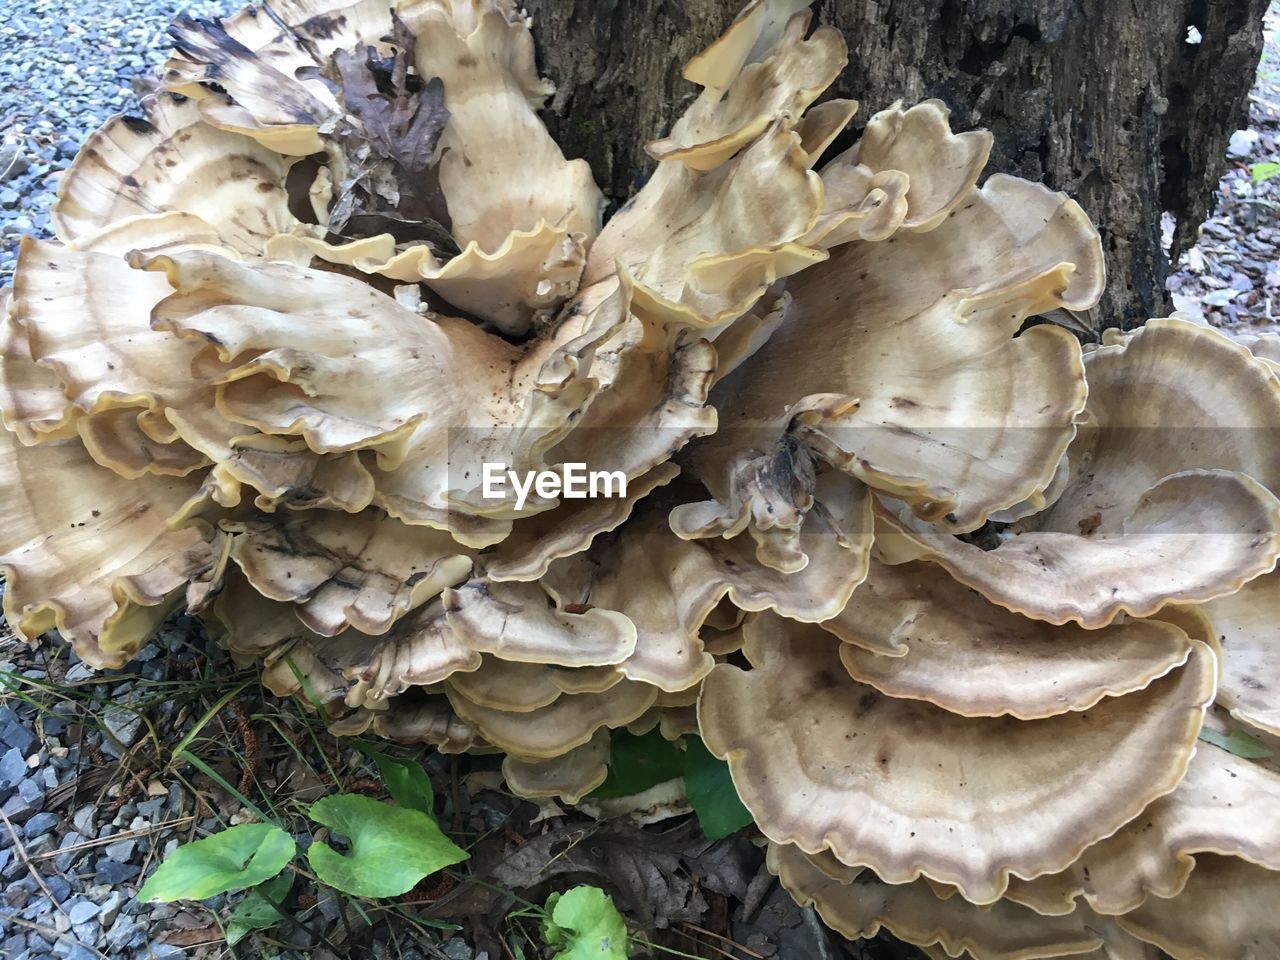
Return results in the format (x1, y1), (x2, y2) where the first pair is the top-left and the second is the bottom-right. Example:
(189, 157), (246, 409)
(2, 0), (1279, 956)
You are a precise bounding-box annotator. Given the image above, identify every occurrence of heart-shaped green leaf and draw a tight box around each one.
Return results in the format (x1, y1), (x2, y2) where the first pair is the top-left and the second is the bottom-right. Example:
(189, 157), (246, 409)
(684, 737), (754, 840)
(225, 871), (293, 946)
(306, 793), (468, 898)
(137, 822), (295, 903)
(542, 886), (629, 959)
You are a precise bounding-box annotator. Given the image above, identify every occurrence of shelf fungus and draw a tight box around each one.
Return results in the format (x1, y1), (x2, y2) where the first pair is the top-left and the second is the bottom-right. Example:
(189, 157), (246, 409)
(4, 0), (1280, 954)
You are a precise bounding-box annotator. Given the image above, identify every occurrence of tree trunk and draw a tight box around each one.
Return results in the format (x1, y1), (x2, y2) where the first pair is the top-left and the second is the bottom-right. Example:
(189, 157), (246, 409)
(523, 0), (1267, 332)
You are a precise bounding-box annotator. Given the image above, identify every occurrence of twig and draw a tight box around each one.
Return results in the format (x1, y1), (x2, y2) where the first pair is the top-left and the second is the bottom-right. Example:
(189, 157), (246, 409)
(678, 922), (767, 959)
(0, 806), (69, 920)
(28, 816), (196, 862)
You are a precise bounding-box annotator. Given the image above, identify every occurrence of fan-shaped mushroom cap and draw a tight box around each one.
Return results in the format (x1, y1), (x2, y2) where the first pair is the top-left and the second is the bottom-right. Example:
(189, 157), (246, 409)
(647, 12), (846, 171)
(482, 463), (680, 582)
(0, 430), (227, 667)
(227, 510), (472, 636)
(1200, 570), (1280, 736)
(768, 842), (1109, 960)
(676, 173), (1103, 559)
(824, 100), (994, 236)
(280, 220), (589, 335)
(795, 99), (859, 167)
(398, 0), (602, 253)
(699, 612), (1215, 903)
(878, 318), (1280, 627)
(0, 304), (78, 444)
(544, 473), (873, 692)
(1235, 330), (1280, 368)
(145, 252), (516, 456)
(1116, 855), (1280, 960)
(446, 657), (622, 713)
(68, 211), (234, 259)
(502, 729), (610, 803)
(1004, 742), (1280, 917)
(588, 124), (824, 327)
(445, 578), (638, 668)
(53, 95), (300, 252)
(13, 240), (193, 421)
(828, 560), (1197, 719)
(162, 10), (358, 156)
(373, 694), (480, 753)
(446, 678), (657, 759)
(342, 598), (482, 701)
(683, 0), (815, 99)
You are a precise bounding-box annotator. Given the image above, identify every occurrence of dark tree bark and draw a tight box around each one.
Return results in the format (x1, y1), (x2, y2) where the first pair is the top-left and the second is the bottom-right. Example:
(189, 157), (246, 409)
(523, 0), (1267, 332)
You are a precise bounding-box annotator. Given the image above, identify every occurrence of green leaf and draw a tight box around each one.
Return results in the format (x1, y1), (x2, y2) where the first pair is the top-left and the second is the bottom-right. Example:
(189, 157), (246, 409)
(589, 728), (685, 799)
(225, 872), (294, 946)
(1252, 160), (1280, 183)
(1199, 728), (1275, 759)
(137, 823), (295, 903)
(541, 886), (629, 959)
(684, 737), (754, 840)
(306, 793), (468, 898)
(355, 744), (434, 814)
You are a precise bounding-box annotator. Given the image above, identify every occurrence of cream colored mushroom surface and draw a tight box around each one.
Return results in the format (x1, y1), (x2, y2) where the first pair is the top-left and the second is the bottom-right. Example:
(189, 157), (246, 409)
(878, 318), (1280, 627)
(698, 612), (1215, 904)
(6, 0), (1280, 955)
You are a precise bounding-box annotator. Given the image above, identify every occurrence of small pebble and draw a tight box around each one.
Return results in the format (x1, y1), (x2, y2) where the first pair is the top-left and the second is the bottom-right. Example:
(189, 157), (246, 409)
(0, 747), (25, 790)
(66, 899), (99, 925)
(24, 811), (59, 838)
(94, 857), (140, 885)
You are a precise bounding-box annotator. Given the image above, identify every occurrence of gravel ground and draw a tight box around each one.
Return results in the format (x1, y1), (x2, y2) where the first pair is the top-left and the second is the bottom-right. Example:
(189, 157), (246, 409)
(0, 0), (234, 281)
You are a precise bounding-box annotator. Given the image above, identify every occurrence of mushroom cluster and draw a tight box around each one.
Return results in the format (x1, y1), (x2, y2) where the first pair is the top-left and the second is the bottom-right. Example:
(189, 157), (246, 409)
(3, 0), (1279, 955)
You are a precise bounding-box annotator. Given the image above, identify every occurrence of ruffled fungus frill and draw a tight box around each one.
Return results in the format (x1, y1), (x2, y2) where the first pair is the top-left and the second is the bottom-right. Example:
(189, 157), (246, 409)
(5, 0), (1280, 954)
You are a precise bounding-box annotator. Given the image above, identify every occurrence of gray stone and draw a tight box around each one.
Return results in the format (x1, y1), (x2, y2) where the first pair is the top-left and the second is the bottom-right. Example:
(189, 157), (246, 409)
(135, 797), (165, 820)
(316, 889), (342, 922)
(66, 899), (98, 925)
(103, 837), (136, 862)
(144, 944), (188, 959)
(71, 806), (94, 836)
(53, 941), (97, 960)
(63, 663), (93, 683)
(70, 921), (99, 947)
(442, 939), (474, 960)
(1228, 128), (1260, 159)
(24, 812), (59, 838)
(1, 791), (36, 825)
(98, 891), (124, 927)
(0, 748), (25, 789)
(0, 722), (35, 756)
(100, 704), (143, 758)
(44, 875), (70, 903)
(104, 917), (144, 952)
(53, 832), (84, 873)
(17, 778), (42, 804)
(94, 858), (139, 884)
